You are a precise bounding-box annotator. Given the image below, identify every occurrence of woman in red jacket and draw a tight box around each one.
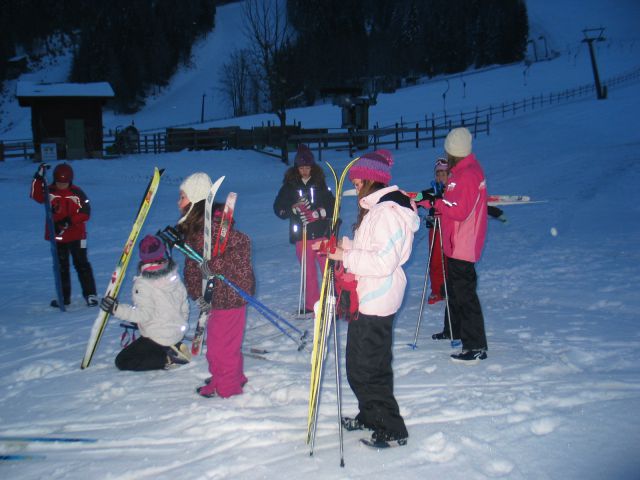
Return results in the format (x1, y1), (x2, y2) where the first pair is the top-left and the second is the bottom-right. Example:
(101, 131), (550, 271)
(30, 163), (97, 307)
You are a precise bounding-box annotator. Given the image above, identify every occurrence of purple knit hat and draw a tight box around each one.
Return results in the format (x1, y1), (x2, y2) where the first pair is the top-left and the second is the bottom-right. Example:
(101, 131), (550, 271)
(294, 144), (315, 166)
(139, 235), (166, 263)
(348, 150), (393, 185)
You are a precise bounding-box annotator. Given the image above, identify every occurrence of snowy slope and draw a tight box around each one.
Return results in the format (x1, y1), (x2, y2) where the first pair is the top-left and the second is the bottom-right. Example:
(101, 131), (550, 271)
(1, 1), (640, 479)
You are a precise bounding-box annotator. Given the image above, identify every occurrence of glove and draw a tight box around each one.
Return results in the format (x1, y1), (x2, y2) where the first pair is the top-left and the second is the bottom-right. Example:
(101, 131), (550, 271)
(292, 198), (310, 215)
(422, 191), (442, 204)
(34, 163), (49, 179)
(100, 296), (118, 314)
(407, 192), (423, 202)
(199, 261), (213, 278)
(196, 296), (211, 313)
(54, 216), (71, 234)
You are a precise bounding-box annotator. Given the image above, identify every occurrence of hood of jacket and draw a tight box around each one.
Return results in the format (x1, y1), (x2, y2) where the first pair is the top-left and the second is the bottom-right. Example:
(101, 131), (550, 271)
(359, 185), (420, 234)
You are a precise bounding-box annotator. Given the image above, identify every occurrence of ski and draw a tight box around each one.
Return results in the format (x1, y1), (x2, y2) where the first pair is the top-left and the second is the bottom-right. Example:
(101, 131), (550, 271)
(487, 194), (545, 206)
(0, 454), (47, 461)
(191, 176), (225, 356)
(0, 436), (97, 444)
(81, 168), (164, 369)
(40, 165), (66, 311)
(213, 192), (237, 256)
(306, 157), (360, 452)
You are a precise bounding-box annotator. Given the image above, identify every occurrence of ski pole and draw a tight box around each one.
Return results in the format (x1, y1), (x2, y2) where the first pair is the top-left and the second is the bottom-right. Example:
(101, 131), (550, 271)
(330, 277), (345, 467)
(216, 275), (307, 350)
(438, 216), (460, 348)
(159, 229), (307, 349)
(216, 274), (307, 338)
(408, 215), (438, 349)
(298, 225), (307, 317)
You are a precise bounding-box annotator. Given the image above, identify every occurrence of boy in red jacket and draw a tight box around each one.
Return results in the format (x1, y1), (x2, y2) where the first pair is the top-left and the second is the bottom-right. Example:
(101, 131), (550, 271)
(30, 163), (97, 307)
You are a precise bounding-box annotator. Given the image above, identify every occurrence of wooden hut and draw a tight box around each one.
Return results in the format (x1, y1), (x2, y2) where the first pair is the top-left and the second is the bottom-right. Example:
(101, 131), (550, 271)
(16, 81), (115, 160)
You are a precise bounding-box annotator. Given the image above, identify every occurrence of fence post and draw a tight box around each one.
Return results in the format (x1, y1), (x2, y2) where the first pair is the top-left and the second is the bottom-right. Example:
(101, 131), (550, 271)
(395, 123), (399, 150)
(373, 126), (378, 150)
(415, 123), (419, 148)
(318, 141), (322, 162)
(0, 141), (4, 162)
(23, 142), (28, 160)
(431, 115), (436, 148)
(486, 114), (490, 136)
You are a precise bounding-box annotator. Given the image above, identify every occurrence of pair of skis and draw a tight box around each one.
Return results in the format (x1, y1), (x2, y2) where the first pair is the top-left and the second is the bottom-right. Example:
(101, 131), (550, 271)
(0, 436), (97, 461)
(81, 168), (163, 369)
(191, 178), (236, 356)
(306, 157), (360, 464)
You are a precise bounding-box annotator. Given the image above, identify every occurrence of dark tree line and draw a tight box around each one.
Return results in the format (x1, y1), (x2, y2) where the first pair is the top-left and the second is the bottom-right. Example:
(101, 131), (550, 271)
(285, 0), (528, 100)
(1, 0), (215, 112)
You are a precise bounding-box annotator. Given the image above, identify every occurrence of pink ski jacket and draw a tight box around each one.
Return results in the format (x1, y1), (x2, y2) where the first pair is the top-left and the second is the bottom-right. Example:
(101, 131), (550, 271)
(342, 186), (419, 316)
(434, 153), (488, 263)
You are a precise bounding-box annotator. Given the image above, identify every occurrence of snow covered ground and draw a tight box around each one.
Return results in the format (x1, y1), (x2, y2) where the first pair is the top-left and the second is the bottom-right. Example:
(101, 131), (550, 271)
(1, 1), (639, 479)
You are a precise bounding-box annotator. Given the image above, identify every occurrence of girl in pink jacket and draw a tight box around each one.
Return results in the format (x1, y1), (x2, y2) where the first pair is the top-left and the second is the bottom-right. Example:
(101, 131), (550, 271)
(427, 128), (489, 364)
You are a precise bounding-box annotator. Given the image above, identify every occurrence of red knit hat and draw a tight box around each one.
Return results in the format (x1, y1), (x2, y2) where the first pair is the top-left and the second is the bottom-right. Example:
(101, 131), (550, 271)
(294, 144), (315, 166)
(348, 151), (393, 185)
(54, 163), (73, 183)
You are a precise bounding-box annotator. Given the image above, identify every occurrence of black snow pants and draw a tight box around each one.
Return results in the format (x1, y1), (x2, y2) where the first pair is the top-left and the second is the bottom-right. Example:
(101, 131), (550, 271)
(443, 257), (488, 351)
(115, 336), (168, 371)
(56, 240), (96, 302)
(346, 312), (408, 437)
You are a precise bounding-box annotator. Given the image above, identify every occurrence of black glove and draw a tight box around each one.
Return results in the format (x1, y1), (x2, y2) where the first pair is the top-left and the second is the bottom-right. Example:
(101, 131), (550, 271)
(196, 296), (211, 313)
(33, 163), (49, 180)
(422, 191), (443, 204)
(100, 295), (118, 314)
(54, 216), (72, 233)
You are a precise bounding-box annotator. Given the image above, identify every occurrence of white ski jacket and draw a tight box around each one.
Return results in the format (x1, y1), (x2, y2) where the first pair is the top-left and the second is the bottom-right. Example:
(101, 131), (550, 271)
(342, 186), (419, 316)
(115, 261), (189, 346)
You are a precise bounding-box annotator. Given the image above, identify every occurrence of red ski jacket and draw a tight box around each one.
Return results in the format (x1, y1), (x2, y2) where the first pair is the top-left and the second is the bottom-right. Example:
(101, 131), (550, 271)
(30, 178), (91, 243)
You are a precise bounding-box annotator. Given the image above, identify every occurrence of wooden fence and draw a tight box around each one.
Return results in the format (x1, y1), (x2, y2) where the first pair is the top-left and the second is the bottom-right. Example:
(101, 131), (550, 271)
(2, 65), (639, 161)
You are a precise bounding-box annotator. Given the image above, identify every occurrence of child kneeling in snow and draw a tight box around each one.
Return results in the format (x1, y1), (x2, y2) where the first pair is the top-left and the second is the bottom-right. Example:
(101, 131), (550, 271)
(100, 234), (191, 371)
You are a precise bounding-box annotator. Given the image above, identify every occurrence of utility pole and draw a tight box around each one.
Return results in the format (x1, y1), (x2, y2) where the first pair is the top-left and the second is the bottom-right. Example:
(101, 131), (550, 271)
(582, 28), (607, 99)
(200, 93), (206, 123)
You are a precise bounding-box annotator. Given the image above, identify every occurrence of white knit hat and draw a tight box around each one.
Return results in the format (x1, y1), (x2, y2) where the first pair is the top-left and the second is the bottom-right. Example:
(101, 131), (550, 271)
(180, 172), (212, 203)
(178, 172), (212, 224)
(444, 127), (473, 158)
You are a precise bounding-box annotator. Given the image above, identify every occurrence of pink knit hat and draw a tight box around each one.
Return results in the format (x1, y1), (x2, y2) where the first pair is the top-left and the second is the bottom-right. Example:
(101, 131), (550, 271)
(139, 235), (166, 263)
(294, 144), (315, 166)
(348, 150), (393, 185)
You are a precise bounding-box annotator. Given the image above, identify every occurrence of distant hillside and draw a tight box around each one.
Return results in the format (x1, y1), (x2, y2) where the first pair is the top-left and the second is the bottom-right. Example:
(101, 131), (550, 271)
(0, 0), (216, 112)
